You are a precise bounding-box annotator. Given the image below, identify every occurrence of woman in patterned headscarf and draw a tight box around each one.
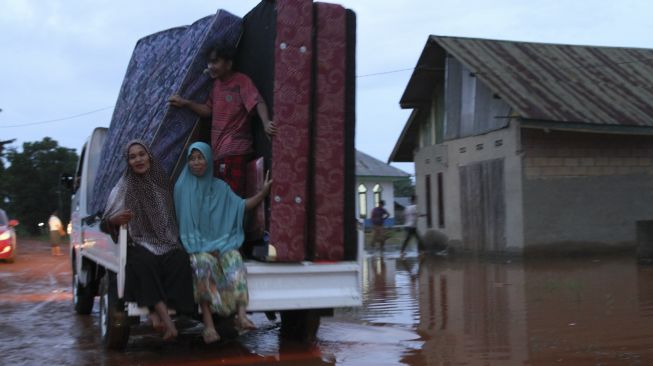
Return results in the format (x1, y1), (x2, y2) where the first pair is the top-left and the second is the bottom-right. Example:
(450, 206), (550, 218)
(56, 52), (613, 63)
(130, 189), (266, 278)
(102, 140), (194, 341)
(174, 141), (271, 344)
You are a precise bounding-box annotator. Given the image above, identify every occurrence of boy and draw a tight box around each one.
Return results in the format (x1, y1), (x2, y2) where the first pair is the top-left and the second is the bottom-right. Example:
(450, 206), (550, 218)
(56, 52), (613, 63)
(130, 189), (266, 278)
(400, 195), (419, 257)
(169, 46), (277, 197)
(370, 200), (390, 249)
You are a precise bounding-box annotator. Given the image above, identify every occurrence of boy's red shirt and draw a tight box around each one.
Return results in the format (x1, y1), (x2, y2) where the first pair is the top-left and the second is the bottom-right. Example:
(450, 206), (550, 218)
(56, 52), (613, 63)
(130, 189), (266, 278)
(206, 72), (262, 160)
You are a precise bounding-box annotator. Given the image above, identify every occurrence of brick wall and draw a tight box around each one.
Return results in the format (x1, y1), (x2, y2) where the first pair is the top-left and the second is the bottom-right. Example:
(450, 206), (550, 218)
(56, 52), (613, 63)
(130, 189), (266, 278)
(522, 129), (653, 178)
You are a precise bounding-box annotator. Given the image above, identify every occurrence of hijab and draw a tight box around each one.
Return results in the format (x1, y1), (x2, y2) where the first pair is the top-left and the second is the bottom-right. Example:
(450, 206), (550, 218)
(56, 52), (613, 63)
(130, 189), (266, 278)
(174, 142), (245, 254)
(103, 140), (181, 255)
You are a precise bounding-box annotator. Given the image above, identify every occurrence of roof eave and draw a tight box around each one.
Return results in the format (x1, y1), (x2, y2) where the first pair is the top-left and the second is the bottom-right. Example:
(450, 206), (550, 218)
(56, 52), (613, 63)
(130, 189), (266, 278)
(389, 109), (421, 163)
(399, 36), (446, 109)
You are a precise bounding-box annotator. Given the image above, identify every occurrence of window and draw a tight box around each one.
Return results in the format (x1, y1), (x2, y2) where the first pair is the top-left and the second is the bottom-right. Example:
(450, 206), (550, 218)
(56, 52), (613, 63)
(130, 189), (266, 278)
(373, 184), (383, 207)
(358, 184), (368, 218)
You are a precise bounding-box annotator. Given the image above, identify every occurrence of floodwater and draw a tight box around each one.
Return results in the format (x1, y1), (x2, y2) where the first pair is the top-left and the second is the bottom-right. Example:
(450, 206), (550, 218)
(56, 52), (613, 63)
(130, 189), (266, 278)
(3, 240), (653, 365)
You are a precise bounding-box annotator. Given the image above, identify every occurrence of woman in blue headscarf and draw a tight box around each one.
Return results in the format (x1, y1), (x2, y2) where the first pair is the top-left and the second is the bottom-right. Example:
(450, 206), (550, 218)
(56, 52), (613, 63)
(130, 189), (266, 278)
(174, 142), (271, 344)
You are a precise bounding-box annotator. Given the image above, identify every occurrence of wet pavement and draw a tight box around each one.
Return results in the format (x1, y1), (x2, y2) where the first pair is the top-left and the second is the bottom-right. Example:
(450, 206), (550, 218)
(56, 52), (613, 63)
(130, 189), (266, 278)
(2, 239), (653, 365)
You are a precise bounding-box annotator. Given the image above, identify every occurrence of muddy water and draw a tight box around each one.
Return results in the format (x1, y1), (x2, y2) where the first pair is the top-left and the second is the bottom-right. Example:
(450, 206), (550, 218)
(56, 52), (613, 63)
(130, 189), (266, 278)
(3, 241), (653, 365)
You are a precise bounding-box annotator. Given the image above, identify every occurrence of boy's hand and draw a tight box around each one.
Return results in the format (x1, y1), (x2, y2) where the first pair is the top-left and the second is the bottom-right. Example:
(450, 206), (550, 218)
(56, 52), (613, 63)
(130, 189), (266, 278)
(262, 170), (273, 196)
(264, 120), (278, 137)
(168, 95), (187, 108)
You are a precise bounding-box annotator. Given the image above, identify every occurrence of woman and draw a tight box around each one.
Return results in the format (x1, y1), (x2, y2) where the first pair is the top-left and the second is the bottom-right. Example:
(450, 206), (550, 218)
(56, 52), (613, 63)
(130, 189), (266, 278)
(174, 142), (271, 344)
(101, 140), (195, 341)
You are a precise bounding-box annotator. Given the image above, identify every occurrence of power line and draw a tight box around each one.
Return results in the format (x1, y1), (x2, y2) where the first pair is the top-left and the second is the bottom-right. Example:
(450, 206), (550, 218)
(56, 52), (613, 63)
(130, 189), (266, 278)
(4, 54), (653, 129)
(359, 67), (415, 77)
(357, 67), (414, 78)
(0, 106), (114, 128)
(0, 67), (416, 129)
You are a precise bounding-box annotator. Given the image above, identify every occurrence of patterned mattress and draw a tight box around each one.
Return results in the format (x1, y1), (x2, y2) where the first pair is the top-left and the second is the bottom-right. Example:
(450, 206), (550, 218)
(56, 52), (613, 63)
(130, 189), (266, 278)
(90, 11), (242, 214)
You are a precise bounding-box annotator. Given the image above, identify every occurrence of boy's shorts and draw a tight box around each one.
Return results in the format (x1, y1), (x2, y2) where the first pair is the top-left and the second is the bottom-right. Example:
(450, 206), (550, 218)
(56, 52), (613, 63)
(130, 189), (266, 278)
(214, 154), (250, 197)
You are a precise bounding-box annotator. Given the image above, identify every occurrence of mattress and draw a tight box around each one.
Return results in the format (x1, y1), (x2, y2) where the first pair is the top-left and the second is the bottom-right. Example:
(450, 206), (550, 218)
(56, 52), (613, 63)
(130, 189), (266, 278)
(311, 2), (347, 261)
(267, 0), (314, 262)
(90, 11), (242, 214)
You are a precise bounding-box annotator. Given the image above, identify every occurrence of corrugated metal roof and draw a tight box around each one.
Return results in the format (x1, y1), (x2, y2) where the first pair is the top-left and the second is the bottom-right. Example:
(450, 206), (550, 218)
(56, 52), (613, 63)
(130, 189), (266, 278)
(434, 36), (653, 126)
(356, 150), (411, 178)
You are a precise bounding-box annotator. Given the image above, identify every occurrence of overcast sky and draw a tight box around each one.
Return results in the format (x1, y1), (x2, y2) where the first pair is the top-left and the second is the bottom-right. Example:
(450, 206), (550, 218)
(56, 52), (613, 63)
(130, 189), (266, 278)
(2, 0), (653, 175)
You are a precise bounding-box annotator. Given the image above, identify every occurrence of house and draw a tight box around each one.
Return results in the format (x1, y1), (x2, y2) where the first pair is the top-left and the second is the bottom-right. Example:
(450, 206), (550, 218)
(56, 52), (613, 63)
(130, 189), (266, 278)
(356, 150), (411, 227)
(390, 35), (653, 255)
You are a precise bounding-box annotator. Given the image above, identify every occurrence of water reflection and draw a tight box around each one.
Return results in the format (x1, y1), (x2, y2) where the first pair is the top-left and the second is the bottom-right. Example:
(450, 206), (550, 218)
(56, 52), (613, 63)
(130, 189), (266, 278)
(359, 252), (653, 365)
(9, 244), (653, 365)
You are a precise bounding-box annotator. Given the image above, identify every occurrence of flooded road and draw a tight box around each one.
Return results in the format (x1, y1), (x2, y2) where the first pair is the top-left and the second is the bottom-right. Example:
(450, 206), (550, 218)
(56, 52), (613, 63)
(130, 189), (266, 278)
(2, 240), (653, 365)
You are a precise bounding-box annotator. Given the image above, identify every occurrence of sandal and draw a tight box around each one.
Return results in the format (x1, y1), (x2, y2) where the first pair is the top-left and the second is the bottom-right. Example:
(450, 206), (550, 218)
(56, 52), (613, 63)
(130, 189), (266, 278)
(202, 327), (220, 344)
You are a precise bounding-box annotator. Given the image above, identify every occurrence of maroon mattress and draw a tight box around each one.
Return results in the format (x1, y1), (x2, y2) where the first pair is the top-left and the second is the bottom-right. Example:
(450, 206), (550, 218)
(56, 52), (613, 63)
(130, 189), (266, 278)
(312, 2), (347, 261)
(268, 0), (314, 261)
(238, 0), (356, 262)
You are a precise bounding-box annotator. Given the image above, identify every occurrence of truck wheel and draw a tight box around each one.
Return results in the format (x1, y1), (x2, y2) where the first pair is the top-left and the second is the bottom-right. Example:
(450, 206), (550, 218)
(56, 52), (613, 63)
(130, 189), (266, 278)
(73, 264), (96, 315)
(280, 310), (321, 342)
(99, 272), (130, 349)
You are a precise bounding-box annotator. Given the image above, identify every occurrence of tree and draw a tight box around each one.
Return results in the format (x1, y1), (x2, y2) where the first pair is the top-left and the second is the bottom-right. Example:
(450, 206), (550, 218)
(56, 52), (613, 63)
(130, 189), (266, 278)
(4, 138), (78, 234)
(393, 177), (415, 198)
(0, 139), (16, 204)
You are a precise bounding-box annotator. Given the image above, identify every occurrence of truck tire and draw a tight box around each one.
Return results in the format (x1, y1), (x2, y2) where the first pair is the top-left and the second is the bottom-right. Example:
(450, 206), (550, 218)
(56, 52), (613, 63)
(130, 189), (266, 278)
(280, 310), (321, 342)
(99, 272), (130, 349)
(72, 262), (96, 315)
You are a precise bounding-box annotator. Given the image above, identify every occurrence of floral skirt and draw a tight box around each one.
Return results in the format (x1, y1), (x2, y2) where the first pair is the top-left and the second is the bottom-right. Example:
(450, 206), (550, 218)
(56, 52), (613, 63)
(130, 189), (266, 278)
(189, 249), (249, 317)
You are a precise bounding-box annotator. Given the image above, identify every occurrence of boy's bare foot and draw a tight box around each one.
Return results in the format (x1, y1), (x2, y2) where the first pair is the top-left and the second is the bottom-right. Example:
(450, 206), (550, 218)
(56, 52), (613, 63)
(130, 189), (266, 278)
(202, 327), (220, 344)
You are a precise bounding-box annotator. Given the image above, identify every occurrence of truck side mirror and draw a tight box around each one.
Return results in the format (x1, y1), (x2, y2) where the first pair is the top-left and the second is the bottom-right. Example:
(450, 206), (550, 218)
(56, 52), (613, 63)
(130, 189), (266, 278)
(8, 219), (19, 227)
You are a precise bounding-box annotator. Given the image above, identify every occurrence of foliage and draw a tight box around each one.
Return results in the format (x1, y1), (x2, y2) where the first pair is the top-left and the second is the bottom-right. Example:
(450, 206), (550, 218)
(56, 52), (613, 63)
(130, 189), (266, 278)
(393, 177), (415, 198)
(3, 138), (78, 234)
(0, 139), (15, 205)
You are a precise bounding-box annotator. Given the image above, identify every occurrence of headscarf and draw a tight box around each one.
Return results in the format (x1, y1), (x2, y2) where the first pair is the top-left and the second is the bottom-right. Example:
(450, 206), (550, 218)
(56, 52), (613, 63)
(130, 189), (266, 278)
(103, 140), (181, 255)
(174, 142), (245, 254)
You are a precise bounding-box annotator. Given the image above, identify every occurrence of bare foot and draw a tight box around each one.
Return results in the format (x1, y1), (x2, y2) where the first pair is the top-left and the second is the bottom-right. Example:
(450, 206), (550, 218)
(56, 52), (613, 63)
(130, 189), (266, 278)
(237, 316), (256, 330)
(148, 313), (166, 333)
(162, 327), (178, 342)
(202, 327), (220, 344)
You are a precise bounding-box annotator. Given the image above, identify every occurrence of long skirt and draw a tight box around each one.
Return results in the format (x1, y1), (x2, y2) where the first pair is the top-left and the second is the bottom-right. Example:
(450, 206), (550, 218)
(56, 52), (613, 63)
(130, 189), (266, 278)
(49, 230), (61, 247)
(189, 249), (249, 317)
(124, 245), (195, 315)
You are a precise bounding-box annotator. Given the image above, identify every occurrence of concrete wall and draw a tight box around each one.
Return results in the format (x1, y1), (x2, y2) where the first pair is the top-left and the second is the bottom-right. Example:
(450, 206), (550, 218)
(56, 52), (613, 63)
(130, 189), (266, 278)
(522, 128), (653, 252)
(414, 121), (524, 253)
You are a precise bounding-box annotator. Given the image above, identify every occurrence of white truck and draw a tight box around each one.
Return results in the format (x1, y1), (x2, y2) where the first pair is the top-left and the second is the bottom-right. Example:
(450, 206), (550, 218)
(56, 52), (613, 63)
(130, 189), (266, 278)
(70, 127), (363, 349)
(69, 0), (361, 349)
